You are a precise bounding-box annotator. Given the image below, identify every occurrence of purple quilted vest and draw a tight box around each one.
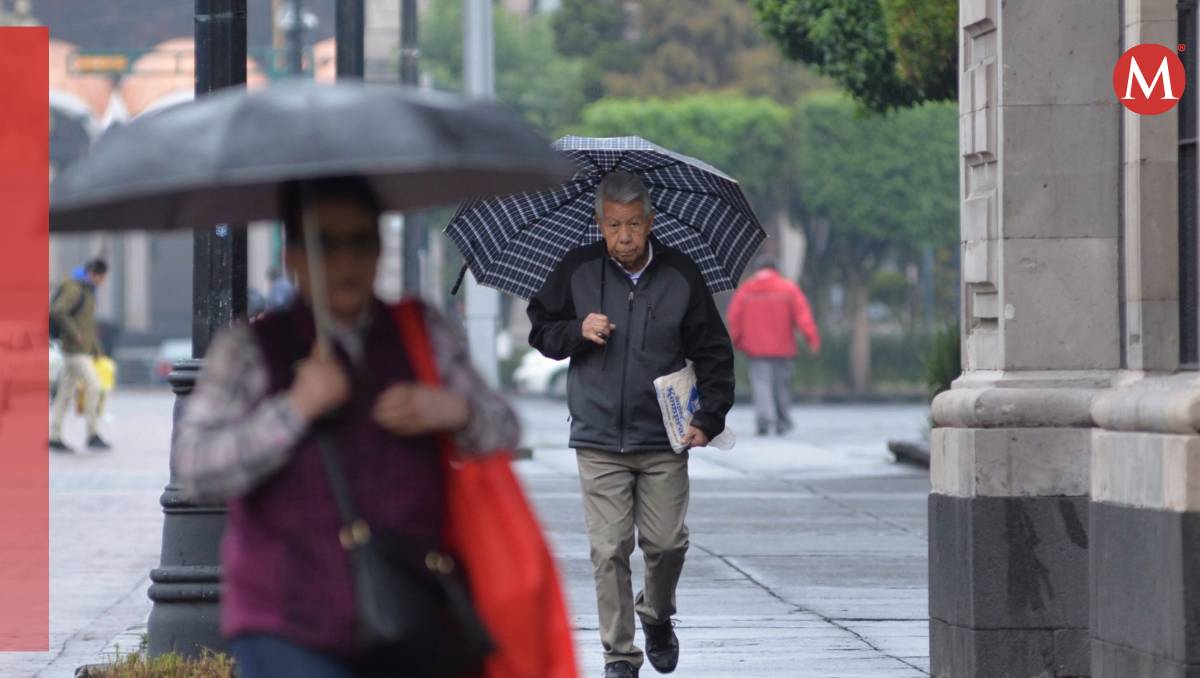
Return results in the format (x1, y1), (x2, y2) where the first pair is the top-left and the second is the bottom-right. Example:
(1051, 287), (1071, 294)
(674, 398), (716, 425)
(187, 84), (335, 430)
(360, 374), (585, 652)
(220, 300), (444, 658)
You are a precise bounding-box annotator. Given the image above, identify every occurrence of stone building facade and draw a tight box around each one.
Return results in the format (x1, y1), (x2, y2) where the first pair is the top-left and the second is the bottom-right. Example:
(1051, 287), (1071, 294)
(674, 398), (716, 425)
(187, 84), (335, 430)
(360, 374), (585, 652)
(931, 0), (1198, 676)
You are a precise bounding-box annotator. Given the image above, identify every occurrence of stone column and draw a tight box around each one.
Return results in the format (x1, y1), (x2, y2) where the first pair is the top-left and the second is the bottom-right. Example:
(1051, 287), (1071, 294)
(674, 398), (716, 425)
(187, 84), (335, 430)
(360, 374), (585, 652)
(365, 0), (400, 81)
(1088, 2), (1200, 675)
(931, 0), (1122, 676)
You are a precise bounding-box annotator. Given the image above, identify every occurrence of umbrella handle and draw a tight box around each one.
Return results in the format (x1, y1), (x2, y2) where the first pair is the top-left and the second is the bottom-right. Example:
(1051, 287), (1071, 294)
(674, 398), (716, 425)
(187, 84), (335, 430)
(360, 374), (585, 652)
(301, 203), (335, 357)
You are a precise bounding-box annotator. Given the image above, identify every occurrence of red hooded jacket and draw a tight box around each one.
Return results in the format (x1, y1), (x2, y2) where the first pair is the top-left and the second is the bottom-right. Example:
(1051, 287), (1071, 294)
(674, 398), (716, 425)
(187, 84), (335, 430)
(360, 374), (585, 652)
(727, 268), (820, 358)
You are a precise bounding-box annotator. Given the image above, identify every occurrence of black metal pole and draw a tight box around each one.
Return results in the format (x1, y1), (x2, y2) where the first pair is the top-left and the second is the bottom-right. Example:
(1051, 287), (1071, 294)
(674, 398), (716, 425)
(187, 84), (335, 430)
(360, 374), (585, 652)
(287, 0), (304, 75)
(336, 0), (364, 78)
(193, 0), (248, 355)
(400, 0), (418, 85)
(400, 0), (422, 295)
(146, 0), (247, 659)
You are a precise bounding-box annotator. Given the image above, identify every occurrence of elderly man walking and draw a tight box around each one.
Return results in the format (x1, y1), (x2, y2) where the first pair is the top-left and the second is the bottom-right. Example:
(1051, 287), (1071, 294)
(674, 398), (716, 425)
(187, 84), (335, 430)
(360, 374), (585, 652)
(528, 170), (735, 678)
(727, 256), (820, 436)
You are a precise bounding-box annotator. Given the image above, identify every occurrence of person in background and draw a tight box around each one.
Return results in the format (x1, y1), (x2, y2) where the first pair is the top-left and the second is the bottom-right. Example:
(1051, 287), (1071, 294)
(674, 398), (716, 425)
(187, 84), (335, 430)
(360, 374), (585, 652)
(247, 287), (268, 322)
(266, 265), (297, 311)
(726, 256), (821, 436)
(49, 258), (111, 452)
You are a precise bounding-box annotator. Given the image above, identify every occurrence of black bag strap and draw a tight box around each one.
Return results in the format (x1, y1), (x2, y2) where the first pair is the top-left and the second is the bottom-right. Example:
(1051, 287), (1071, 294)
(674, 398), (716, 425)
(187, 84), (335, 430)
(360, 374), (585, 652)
(316, 423), (496, 659)
(316, 430), (371, 550)
(51, 281), (88, 318)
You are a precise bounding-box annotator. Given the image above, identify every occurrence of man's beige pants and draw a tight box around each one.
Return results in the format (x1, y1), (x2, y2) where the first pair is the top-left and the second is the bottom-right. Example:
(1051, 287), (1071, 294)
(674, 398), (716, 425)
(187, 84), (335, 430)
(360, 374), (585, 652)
(576, 448), (690, 669)
(50, 354), (100, 441)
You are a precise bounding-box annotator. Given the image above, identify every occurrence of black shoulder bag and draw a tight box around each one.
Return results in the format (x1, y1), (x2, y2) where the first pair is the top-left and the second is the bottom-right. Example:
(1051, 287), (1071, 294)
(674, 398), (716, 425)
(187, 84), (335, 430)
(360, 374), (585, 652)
(316, 432), (494, 675)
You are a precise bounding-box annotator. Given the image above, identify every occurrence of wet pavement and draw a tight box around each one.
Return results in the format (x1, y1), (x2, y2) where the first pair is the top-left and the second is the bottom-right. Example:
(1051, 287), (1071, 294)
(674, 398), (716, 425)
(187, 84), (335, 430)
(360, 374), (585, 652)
(0, 389), (930, 677)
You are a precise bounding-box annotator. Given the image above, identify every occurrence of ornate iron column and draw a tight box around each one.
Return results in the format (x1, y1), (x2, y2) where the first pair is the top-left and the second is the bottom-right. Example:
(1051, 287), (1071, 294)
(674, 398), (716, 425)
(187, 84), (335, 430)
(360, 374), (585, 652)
(146, 0), (247, 658)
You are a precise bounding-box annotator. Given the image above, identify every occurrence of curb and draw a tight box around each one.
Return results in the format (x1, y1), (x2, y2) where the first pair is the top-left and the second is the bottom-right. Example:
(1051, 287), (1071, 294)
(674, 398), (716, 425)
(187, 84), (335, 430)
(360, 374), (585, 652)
(888, 439), (931, 468)
(75, 622), (147, 678)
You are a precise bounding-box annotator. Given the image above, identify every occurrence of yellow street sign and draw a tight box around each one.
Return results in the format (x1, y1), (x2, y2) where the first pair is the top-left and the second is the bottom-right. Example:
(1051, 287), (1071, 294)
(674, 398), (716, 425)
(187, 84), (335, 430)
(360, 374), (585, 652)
(69, 54), (130, 74)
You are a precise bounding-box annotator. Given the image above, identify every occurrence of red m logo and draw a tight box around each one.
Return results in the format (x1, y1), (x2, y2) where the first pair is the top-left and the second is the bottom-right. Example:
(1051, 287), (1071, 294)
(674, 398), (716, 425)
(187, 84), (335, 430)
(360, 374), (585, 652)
(1114, 44), (1187, 115)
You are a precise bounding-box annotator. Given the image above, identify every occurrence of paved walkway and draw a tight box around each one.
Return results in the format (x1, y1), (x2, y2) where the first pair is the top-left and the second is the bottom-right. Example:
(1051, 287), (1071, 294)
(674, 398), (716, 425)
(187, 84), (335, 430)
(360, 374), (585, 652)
(0, 390), (930, 677)
(522, 398), (930, 677)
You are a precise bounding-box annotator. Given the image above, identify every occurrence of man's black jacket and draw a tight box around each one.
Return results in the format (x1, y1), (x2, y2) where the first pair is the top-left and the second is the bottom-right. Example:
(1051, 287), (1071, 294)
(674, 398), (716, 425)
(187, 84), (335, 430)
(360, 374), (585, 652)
(527, 238), (735, 453)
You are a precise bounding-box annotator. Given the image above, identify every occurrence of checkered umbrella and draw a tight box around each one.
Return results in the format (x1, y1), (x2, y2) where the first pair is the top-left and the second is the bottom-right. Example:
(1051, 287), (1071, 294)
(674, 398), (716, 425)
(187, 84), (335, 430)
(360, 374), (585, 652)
(445, 135), (766, 299)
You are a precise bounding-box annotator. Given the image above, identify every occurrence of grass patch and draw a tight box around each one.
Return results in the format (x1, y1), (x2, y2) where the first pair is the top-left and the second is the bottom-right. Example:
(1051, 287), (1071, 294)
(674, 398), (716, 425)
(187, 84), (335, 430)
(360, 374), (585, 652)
(85, 650), (234, 678)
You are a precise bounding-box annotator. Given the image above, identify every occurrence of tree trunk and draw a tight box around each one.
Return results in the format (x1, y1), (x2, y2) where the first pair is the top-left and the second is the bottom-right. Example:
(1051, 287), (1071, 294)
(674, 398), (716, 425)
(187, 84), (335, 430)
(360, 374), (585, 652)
(847, 267), (871, 394)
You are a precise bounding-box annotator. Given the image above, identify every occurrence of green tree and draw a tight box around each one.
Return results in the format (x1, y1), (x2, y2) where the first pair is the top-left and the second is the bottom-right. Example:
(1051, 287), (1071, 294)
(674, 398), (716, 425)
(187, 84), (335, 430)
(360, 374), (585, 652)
(795, 92), (957, 390)
(573, 94), (793, 214)
(750, 0), (946, 112)
(551, 0), (630, 101)
(554, 0), (827, 104)
(881, 0), (957, 102)
(422, 0), (587, 137)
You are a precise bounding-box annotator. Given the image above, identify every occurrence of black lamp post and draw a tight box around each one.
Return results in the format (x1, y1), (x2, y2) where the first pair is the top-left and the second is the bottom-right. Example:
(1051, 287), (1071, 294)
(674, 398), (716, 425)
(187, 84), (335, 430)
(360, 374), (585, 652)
(145, 0), (367, 658)
(336, 0), (364, 78)
(145, 0), (247, 658)
(400, 0), (423, 295)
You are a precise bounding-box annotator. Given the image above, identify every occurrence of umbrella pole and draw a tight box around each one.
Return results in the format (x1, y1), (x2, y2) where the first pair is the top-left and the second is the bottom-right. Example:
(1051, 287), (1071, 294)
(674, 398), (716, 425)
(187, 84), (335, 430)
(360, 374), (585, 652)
(302, 203), (335, 356)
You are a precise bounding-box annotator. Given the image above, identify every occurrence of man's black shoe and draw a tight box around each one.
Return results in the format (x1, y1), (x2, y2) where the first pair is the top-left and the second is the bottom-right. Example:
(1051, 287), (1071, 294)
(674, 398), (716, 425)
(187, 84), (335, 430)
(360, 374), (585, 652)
(604, 660), (638, 678)
(86, 434), (112, 451)
(777, 420), (794, 436)
(49, 439), (74, 453)
(641, 619), (679, 674)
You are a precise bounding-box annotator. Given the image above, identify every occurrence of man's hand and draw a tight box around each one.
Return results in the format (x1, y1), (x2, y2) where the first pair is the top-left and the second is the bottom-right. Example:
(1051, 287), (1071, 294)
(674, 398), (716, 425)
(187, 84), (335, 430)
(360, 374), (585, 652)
(288, 345), (351, 421)
(581, 313), (617, 346)
(372, 383), (469, 437)
(681, 425), (710, 449)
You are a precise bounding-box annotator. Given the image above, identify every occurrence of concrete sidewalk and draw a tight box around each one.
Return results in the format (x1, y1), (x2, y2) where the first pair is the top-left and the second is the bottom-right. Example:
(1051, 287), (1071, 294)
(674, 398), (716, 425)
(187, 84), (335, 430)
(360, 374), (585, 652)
(0, 391), (930, 677)
(525, 453), (930, 677)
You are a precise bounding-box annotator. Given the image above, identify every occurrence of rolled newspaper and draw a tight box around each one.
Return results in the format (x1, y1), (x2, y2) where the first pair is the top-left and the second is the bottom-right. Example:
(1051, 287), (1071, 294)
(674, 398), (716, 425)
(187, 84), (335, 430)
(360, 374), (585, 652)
(653, 361), (735, 453)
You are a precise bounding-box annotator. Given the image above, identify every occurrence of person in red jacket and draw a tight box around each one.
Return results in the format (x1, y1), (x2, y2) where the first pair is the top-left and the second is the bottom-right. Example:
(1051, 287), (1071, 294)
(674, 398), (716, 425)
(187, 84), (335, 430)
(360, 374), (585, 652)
(727, 257), (821, 436)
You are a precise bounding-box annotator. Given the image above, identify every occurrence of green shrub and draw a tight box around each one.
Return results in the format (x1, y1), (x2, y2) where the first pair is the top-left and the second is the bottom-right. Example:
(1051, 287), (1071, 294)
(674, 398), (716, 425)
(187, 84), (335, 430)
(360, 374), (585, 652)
(922, 324), (961, 401)
(733, 330), (931, 397)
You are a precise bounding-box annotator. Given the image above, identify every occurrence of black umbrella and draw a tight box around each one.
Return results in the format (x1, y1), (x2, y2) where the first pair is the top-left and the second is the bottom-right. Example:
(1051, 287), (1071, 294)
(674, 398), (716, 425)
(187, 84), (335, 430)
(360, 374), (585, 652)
(445, 135), (766, 299)
(50, 80), (572, 350)
(50, 80), (572, 233)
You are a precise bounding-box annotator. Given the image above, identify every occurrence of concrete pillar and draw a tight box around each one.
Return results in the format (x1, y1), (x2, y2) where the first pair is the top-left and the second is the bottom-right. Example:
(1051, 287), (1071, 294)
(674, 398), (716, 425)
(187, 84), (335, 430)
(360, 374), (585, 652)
(931, 0), (1122, 675)
(247, 220), (273, 302)
(364, 0), (400, 81)
(375, 213), (403, 303)
(122, 233), (150, 333)
(1086, 2), (1200, 676)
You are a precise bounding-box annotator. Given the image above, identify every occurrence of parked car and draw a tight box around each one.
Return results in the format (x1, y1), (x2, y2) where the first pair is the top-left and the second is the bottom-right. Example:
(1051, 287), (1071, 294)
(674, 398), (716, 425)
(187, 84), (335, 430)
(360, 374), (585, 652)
(151, 339), (192, 383)
(512, 350), (569, 397)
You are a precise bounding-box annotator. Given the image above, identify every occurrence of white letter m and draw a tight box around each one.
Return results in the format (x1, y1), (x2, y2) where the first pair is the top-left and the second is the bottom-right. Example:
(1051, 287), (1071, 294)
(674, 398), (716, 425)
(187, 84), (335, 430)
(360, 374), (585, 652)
(1124, 56), (1180, 100)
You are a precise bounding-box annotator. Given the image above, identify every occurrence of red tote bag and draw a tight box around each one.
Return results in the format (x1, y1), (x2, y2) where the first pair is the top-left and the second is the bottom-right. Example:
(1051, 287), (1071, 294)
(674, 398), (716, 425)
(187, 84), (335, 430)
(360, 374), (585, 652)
(392, 301), (578, 678)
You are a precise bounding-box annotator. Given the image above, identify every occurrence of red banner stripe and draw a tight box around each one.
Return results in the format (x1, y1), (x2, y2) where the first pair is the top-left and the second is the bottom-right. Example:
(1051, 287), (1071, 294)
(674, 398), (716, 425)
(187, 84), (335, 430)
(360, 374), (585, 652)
(0, 26), (50, 652)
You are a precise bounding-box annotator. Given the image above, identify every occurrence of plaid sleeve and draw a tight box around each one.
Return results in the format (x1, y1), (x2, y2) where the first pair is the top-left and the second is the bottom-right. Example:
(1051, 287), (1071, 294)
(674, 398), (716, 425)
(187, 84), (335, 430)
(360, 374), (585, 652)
(423, 304), (521, 455)
(174, 325), (309, 503)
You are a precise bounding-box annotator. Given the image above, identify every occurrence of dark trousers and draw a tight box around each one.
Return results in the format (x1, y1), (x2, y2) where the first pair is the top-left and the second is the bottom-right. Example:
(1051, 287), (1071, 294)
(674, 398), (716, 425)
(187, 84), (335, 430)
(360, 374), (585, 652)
(232, 634), (450, 678)
(232, 635), (355, 678)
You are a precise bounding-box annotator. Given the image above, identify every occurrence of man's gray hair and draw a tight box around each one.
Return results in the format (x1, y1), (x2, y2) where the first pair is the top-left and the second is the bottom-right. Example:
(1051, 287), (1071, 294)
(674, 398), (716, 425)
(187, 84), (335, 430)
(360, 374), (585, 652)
(595, 170), (654, 220)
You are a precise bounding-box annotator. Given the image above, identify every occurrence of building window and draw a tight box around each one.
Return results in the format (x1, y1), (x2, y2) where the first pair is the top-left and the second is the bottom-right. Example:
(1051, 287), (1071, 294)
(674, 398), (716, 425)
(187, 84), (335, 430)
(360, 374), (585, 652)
(1180, 0), (1198, 366)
